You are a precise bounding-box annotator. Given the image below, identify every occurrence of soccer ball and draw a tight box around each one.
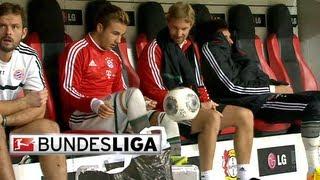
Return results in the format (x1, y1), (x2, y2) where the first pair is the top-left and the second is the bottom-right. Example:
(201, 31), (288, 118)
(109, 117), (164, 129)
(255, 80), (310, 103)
(163, 87), (200, 122)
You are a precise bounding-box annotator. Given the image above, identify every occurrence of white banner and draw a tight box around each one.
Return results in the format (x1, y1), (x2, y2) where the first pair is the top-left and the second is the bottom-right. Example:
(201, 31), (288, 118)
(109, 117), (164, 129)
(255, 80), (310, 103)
(9, 133), (161, 155)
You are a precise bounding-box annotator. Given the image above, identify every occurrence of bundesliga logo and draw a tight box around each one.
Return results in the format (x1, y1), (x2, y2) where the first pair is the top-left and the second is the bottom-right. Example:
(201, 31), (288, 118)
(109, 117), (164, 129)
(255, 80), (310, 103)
(13, 138), (35, 151)
(10, 134), (161, 155)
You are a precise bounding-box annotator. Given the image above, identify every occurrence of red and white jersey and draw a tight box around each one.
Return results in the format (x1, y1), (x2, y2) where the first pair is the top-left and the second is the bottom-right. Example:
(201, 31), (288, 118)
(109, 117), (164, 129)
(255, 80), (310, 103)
(59, 34), (126, 121)
(0, 43), (45, 100)
(137, 39), (210, 111)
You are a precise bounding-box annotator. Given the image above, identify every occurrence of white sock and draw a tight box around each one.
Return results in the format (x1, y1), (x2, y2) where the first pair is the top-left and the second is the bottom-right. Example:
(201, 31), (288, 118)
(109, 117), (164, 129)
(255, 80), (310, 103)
(158, 113), (180, 140)
(125, 88), (150, 132)
(302, 137), (320, 173)
(200, 170), (214, 180)
(158, 112), (181, 155)
(237, 164), (253, 180)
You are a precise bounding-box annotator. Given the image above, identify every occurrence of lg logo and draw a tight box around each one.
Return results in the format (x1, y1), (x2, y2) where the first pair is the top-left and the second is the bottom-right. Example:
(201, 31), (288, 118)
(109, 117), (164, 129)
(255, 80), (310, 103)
(258, 145), (296, 176)
(267, 153), (287, 169)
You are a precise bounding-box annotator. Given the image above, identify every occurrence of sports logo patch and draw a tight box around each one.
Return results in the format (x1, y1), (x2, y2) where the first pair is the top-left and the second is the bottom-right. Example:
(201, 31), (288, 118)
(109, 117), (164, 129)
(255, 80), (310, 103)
(13, 70), (25, 80)
(222, 149), (237, 180)
(268, 153), (277, 169)
(105, 58), (114, 68)
(105, 70), (112, 79)
(13, 138), (35, 151)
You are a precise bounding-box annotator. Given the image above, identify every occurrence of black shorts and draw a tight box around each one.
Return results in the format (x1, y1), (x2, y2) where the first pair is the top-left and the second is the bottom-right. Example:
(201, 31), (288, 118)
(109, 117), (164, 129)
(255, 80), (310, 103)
(179, 104), (226, 140)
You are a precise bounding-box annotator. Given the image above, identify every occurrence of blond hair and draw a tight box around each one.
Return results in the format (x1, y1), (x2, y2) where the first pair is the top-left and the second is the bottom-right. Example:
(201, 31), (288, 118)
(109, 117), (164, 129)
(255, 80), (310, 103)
(167, 2), (195, 25)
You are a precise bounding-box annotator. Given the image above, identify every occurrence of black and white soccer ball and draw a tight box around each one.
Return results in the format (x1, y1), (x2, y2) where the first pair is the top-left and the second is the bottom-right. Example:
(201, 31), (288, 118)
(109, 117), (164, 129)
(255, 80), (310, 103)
(163, 87), (200, 122)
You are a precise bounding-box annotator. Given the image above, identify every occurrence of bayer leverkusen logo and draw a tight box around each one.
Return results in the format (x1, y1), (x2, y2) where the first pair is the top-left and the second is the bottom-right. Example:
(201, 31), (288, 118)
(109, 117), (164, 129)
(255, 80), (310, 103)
(13, 138), (35, 151)
(222, 149), (237, 180)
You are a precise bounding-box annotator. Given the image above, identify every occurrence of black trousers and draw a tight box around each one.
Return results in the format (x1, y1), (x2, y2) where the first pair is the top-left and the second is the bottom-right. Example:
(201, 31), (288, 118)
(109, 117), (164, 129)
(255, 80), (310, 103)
(254, 91), (320, 123)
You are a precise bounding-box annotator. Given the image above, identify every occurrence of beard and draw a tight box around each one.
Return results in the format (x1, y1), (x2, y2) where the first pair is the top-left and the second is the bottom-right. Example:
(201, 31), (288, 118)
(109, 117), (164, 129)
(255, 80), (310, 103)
(172, 36), (186, 45)
(0, 36), (19, 52)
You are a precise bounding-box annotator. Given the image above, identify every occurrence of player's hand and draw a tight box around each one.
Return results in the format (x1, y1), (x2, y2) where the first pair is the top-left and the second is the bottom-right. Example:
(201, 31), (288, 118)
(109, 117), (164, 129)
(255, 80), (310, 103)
(275, 85), (293, 94)
(98, 103), (114, 119)
(144, 96), (157, 110)
(201, 100), (218, 110)
(24, 89), (48, 107)
(201, 100), (223, 117)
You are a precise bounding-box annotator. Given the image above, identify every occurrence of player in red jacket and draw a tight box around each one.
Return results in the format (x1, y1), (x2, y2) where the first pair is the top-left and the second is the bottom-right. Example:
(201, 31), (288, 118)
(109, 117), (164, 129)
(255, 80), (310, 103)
(59, 4), (182, 155)
(138, 2), (258, 180)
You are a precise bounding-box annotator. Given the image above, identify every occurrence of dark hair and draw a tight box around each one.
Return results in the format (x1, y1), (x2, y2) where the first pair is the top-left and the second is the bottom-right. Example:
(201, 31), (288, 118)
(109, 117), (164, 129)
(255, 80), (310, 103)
(0, 2), (26, 27)
(93, 4), (129, 31)
(85, 0), (112, 34)
(196, 18), (228, 45)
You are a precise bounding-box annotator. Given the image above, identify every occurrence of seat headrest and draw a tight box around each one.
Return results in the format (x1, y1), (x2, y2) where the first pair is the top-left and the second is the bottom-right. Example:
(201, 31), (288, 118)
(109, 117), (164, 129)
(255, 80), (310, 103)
(267, 4), (293, 38)
(137, 1), (166, 41)
(228, 4), (255, 39)
(191, 4), (212, 41)
(27, 0), (64, 43)
(192, 4), (211, 26)
(85, 0), (111, 34)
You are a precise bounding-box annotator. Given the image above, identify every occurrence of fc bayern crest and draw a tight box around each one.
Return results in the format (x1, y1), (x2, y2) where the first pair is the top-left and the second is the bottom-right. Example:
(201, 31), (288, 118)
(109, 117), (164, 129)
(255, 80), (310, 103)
(105, 58), (114, 68)
(13, 70), (25, 80)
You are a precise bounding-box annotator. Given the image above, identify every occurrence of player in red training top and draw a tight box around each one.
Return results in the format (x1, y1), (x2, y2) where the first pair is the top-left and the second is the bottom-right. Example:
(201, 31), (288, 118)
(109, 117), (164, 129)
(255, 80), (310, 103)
(59, 4), (182, 155)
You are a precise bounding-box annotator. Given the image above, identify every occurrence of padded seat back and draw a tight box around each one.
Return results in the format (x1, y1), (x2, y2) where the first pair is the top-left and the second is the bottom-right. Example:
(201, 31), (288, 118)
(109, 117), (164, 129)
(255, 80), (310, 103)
(115, 38), (140, 88)
(228, 4), (276, 79)
(267, 4), (319, 91)
(25, 0), (72, 121)
(136, 1), (166, 59)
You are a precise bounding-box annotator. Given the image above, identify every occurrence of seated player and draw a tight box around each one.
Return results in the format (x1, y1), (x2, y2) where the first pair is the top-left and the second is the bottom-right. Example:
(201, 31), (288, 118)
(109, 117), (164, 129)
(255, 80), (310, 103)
(137, 2), (258, 180)
(0, 3), (67, 180)
(59, 4), (182, 155)
(198, 18), (320, 180)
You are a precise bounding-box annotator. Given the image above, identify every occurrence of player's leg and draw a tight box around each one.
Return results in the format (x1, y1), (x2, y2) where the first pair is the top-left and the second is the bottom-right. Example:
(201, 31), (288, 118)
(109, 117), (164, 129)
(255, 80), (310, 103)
(12, 119), (67, 180)
(117, 88), (150, 132)
(257, 92), (320, 180)
(70, 88), (150, 133)
(0, 126), (15, 180)
(149, 111), (181, 155)
(190, 108), (221, 180)
(220, 105), (255, 180)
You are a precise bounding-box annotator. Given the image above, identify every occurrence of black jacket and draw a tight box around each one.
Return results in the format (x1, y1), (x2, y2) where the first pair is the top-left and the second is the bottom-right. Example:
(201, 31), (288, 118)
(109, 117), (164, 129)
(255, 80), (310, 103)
(201, 32), (283, 112)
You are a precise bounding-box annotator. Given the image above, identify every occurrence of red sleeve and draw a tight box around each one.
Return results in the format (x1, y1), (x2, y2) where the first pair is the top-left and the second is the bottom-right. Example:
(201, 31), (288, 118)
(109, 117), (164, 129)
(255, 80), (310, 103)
(59, 44), (93, 113)
(197, 86), (210, 102)
(137, 40), (168, 111)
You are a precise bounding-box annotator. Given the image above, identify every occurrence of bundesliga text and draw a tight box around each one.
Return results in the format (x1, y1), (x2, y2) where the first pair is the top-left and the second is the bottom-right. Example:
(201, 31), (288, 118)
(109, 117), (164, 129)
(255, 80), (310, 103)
(9, 134), (161, 155)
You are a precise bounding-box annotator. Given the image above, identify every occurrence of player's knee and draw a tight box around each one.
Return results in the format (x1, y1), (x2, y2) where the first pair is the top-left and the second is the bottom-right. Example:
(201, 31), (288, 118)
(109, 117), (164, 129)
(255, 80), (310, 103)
(206, 110), (221, 133)
(126, 87), (144, 101)
(304, 101), (320, 121)
(123, 87), (146, 111)
(236, 107), (254, 128)
(0, 125), (7, 141)
(38, 119), (60, 133)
